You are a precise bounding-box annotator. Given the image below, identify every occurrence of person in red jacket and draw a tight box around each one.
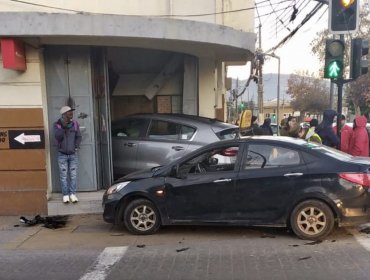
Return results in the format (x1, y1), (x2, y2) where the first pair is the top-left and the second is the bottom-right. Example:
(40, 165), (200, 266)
(348, 115), (369, 157)
(333, 114), (353, 154)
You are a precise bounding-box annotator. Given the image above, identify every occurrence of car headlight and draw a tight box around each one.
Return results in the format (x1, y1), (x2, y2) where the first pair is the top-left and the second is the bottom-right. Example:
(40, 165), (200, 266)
(107, 181), (131, 195)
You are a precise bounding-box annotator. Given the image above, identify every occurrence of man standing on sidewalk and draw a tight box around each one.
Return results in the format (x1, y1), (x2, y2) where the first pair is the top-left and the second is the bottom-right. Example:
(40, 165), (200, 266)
(54, 106), (82, 203)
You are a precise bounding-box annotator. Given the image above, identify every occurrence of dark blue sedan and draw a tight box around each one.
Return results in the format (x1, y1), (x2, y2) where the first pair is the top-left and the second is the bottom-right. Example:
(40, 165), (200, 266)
(103, 136), (370, 240)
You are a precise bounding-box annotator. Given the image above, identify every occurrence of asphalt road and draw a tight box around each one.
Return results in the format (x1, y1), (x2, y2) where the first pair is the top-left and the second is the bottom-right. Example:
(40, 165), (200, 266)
(0, 215), (370, 280)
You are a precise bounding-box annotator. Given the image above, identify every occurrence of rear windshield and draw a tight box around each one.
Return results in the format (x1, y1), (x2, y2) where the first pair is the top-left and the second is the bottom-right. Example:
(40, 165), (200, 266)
(302, 142), (353, 161)
(216, 128), (240, 140)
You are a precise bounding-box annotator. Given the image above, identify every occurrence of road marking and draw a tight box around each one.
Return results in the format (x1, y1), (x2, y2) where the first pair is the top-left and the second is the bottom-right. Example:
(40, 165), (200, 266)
(346, 225), (370, 252)
(80, 246), (128, 280)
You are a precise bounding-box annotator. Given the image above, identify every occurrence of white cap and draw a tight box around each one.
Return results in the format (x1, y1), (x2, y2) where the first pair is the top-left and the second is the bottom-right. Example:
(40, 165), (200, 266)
(60, 106), (75, 115)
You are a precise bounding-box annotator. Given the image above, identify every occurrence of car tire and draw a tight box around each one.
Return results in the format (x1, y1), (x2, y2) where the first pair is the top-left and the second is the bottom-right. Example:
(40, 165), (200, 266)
(290, 199), (334, 240)
(123, 199), (161, 235)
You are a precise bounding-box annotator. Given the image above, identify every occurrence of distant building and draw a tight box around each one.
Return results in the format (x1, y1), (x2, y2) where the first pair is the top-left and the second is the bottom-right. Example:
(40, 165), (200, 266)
(263, 99), (294, 124)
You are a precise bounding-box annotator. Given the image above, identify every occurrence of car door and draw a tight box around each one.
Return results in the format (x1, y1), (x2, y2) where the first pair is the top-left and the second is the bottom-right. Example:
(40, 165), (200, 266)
(235, 143), (307, 224)
(136, 119), (193, 170)
(111, 117), (150, 177)
(164, 143), (241, 221)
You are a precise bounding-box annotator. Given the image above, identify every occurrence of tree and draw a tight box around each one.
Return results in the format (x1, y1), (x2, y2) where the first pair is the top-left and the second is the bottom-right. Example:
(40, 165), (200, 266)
(286, 71), (330, 120)
(310, 7), (370, 116)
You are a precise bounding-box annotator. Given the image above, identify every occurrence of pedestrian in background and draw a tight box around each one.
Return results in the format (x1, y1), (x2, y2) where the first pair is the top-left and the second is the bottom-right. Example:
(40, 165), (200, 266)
(54, 106), (82, 203)
(348, 115), (369, 157)
(260, 118), (273, 135)
(333, 114), (353, 154)
(243, 116), (264, 136)
(316, 109), (339, 148)
(280, 116), (299, 137)
(298, 123), (322, 144)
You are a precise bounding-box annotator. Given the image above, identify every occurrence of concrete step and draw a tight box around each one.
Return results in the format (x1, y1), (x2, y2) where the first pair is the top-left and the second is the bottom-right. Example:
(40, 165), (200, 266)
(48, 190), (105, 215)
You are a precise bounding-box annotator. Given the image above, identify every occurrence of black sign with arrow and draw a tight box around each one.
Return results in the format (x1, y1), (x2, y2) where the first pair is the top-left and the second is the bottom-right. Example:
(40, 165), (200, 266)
(9, 130), (45, 149)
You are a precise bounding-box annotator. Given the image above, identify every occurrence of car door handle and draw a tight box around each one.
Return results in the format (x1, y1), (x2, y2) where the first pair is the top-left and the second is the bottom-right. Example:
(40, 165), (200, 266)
(213, 178), (232, 183)
(124, 143), (136, 147)
(172, 146), (185, 151)
(284, 173), (303, 177)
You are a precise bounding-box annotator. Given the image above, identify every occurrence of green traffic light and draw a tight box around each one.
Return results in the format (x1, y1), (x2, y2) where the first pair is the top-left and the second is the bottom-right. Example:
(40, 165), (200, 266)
(327, 61), (342, 79)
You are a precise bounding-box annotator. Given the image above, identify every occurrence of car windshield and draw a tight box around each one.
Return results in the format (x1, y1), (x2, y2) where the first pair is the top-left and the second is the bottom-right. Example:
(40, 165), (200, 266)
(302, 142), (353, 161)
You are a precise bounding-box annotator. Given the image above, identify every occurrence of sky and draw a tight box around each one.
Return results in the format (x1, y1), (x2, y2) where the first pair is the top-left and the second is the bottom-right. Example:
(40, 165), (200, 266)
(227, 1), (329, 79)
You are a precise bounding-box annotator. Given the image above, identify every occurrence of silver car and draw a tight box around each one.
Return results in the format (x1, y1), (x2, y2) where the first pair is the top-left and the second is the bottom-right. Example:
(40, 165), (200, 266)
(112, 113), (239, 178)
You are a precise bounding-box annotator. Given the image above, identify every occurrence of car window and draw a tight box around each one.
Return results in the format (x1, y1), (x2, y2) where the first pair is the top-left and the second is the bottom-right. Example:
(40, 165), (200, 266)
(112, 118), (147, 138)
(180, 125), (196, 140)
(216, 128), (239, 140)
(243, 144), (301, 169)
(177, 145), (240, 176)
(148, 120), (179, 140)
(148, 120), (196, 141)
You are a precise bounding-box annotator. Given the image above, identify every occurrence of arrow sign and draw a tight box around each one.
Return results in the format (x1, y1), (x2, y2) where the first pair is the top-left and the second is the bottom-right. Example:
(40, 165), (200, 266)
(9, 130), (45, 149)
(14, 133), (41, 144)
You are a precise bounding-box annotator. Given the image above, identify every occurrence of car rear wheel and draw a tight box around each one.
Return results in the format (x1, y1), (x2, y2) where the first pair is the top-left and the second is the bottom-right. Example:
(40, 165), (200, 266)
(123, 199), (160, 235)
(290, 200), (334, 240)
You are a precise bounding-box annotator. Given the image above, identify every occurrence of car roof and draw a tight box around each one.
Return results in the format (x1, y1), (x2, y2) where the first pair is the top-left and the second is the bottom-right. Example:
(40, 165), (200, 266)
(114, 113), (238, 130)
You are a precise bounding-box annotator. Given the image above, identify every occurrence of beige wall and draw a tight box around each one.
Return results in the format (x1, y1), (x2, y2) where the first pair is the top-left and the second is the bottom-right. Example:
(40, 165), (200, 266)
(0, 45), (43, 108)
(199, 57), (216, 118)
(0, 0), (254, 32)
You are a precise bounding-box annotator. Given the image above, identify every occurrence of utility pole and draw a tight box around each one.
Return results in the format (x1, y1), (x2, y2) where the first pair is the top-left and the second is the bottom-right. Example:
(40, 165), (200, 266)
(257, 24), (264, 118)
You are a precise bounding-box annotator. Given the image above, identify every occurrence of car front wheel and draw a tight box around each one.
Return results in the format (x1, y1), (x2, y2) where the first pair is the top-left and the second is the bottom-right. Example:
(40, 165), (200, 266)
(290, 199), (334, 240)
(123, 199), (161, 235)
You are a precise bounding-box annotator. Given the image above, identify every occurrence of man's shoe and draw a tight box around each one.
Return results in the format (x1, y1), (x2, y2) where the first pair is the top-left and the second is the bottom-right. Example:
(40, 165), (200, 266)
(70, 194), (78, 203)
(63, 195), (70, 203)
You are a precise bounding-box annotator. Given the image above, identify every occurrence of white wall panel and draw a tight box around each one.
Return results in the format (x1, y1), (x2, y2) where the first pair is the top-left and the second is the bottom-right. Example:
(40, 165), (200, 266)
(0, 85), (42, 106)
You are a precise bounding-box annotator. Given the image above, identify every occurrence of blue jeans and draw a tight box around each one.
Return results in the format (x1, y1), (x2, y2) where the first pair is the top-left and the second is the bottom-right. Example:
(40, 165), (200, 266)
(57, 152), (79, 196)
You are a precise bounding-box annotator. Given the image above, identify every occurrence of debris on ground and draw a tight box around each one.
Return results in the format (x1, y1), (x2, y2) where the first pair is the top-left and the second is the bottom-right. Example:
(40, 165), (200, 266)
(136, 244), (146, 248)
(19, 215), (69, 229)
(288, 244), (299, 247)
(260, 233), (276, 238)
(176, 247), (189, 252)
(298, 256), (312, 261)
(304, 240), (322, 245)
(359, 227), (370, 234)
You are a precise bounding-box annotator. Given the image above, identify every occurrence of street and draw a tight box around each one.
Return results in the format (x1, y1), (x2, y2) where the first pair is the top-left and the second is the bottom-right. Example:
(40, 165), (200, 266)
(1, 215), (370, 280)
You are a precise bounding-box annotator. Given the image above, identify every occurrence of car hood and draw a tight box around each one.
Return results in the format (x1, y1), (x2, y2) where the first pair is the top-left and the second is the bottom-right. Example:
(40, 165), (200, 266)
(116, 168), (155, 182)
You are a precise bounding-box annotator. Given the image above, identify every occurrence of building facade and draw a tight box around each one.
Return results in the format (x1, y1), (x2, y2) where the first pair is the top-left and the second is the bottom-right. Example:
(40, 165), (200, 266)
(0, 0), (255, 214)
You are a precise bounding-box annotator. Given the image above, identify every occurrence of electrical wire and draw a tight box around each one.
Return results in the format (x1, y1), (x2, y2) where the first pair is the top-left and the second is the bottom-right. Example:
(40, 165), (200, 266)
(266, 2), (324, 54)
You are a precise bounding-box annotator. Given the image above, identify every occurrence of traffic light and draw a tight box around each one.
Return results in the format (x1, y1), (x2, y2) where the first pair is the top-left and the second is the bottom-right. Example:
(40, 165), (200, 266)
(329, 0), (359, 34)
(350, 38), (369, 79)
(239, 102), (245, 110)
(324, 39), (345, 79)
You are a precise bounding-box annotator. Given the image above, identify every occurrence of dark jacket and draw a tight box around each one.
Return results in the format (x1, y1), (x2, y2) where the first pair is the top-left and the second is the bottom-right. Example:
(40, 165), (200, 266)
(241, 124), (264, 136)
(316, 109), (339, 147)
(54, 119), (82, 155)
(260, 119), (273, 136)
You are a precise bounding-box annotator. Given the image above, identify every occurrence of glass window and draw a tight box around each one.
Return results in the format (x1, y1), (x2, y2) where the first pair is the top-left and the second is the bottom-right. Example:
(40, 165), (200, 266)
(148, 120), (179, 140)
(180, 125), (196, 140)
(177, 145), (240, 176)
(216, 128), (239, 140)
(243, 144), (301, 169)
(111, 118), (147, 138)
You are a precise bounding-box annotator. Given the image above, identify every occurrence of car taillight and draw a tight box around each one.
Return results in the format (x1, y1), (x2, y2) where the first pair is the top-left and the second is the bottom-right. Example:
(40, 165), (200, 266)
(339, 173), (370, 188)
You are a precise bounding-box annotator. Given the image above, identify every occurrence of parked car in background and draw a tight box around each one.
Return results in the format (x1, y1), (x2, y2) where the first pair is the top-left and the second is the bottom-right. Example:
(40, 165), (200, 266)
(111, 113), (239, 178)
(103, 136), (370, 240)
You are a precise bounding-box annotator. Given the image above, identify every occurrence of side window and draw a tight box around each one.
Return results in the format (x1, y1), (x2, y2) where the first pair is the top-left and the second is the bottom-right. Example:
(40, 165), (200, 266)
(112, 118), (147, 138)
(177, 145), (240, 176)
(180, 125), (196, 140)
(148, 120), (179, 140)
(243, 144), (300, 169)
